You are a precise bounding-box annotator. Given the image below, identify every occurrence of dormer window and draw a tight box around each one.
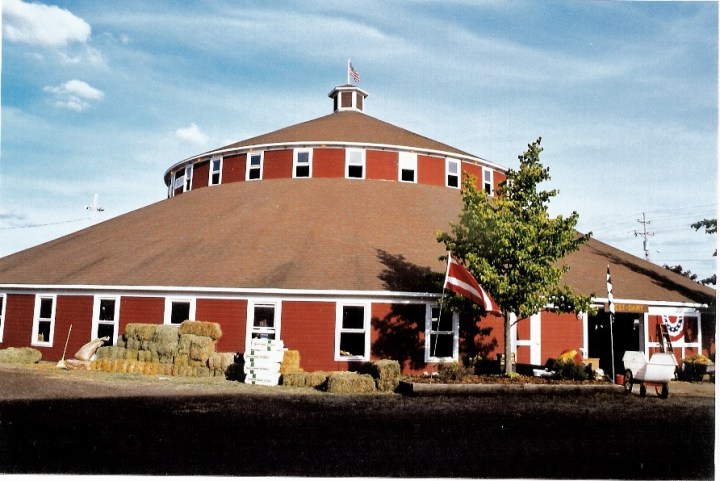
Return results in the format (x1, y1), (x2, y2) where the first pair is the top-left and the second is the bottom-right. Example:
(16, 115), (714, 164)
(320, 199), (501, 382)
(209, 156), (222, 186)
(293, 148), (312, 178)
(246, 152), (263, 180)
(446, 158), (460, 189)
(398, 152), (417, 183)
(346, 148), (365, 179)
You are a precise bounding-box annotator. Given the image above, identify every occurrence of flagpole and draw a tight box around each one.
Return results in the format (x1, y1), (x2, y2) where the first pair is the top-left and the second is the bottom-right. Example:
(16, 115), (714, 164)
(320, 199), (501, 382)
(607, 265), (616, 384)
(347, 58), (350, 84)
(432, 252), (453, 359)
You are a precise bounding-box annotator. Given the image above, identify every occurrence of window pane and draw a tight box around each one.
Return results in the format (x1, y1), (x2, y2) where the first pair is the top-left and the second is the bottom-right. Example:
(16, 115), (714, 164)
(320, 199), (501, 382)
(212, 159), (221, 171)
(295, 165), (310, 178)
(447, 175), (459, 188)
(97, 323), (115, 345)
(248, 168), (261, 180)
(297, 152), (309, 163)
(401, 169), (415, 182)
(212, 172), (221, 184)
(254, 305), (275, 328)
(348, 151), (363, 164)
(430, 333), (453, 358)
(170, 302), (190, 325)
(0, 296), (4, 313)
(250, 155), (261, 166)
(37, 320), (51, 343)
(448, 161), (458, 174)
(342, 306), (365, 329)
(99, 299), (115, 321)
(432, 308), (454, 332)
(348, 165), (363, 178)
(39, 298), (53, 319)
(339, 332), (365, 357)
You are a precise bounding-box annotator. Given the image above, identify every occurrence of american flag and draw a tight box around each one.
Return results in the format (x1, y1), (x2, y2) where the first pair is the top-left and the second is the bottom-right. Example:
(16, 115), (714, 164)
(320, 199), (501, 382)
(349, 62), (360, 83)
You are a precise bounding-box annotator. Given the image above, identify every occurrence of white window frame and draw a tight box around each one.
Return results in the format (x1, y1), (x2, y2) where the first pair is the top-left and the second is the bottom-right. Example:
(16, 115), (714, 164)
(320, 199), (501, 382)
(0, 293), (6, 343)
(173, 169), (185, 192)
(345, 148), (366, 179)
(446, 158), (460, 189)
(92, 296), (120, 346)
(425, 304), (459, 362)
(32, 294), (57, 347)
(483, 167), (494, 196)
(245, 300), (282, 352)
(335, 302), (371, 361)
(398, 152), (417, 183)
(164, 297), (196, 325)
(293, 148), (313, 178)
(183, 165), (193, 192)
(246, 152), (263, 181)
(209, 155), (223, 186)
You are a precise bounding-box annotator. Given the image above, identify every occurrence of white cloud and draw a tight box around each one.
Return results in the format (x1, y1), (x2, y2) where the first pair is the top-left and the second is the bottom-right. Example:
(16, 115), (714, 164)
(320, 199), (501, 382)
(43, 79), (105, 112)
(175, 123), (208, 145)
(2, 0), (91, 47)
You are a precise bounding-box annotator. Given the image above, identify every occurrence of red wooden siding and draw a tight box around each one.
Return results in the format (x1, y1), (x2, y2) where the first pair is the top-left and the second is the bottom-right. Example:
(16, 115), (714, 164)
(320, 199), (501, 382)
(119, 297), (164, 336)
(462, 162), (483, 191)
(494, 171), (506, 193)
(223, 154), (246, 183)
(370, 303), (427, 374)
(541, 311), (583, 363)
(313, 148), (345, 178)
(54, 295), (94, 360)
(263, 150), (293, 179)
(366, 150), (397, 181)
(417, 154), (445, 187)
(195, 298), (247, 353)
(281, 300), (337, 372)
(1, 294), (34, 348)
(192, 160), (210, 190)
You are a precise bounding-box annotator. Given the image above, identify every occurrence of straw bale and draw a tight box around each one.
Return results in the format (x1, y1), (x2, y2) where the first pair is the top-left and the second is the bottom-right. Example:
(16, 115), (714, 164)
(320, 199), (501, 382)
(189, 336), (215, 362)
(371, 360), (401, 381)
(305, 371), (330, 388)
(196, 366), (210, 377)
(281, 372), (307, 387)
(177, 334), (192, 356)
(0, 347), (42, 364)
(125, 338), (139, 351)
(137, 350), (148, 362)
(112, 347), (127, 360)
(209, 352), (236, 372)
(125, 349), (139, 361)
(279, 350), (301, 374)
(117, 336), (126, 348)
(179, 320), (222, 340)
(326, 372), (376, 394)
(159, 364), (173, 376)
(125, 323), (158, 342)
(375, 378), (400, 393)
(154, 325), (179, 355)
(174, 354), (189, 367)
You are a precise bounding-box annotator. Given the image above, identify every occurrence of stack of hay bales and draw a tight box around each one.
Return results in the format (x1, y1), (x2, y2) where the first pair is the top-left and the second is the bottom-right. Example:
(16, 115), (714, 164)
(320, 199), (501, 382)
(0, 347), (42, 364)
(366, 360), (401, 392)
(91, 320), (237, 378)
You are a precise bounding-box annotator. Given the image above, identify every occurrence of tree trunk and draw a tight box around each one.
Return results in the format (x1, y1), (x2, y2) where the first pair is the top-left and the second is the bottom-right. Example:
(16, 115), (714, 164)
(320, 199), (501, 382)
(503, 310), (513, 376)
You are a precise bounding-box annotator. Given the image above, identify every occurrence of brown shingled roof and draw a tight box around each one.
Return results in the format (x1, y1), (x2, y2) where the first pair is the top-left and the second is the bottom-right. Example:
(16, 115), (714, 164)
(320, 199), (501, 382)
(0, 178), (713, 306)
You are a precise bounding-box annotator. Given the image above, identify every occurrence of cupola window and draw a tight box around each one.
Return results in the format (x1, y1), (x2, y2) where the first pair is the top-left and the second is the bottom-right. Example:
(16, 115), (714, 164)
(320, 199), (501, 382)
(246, 152), (263, 181)
(446, 158), (460, 188)
(346, 148), (365, 179)
(210, 156), (223, 186)
(293, 148), (312, 178)
(398, 152), (417, 183)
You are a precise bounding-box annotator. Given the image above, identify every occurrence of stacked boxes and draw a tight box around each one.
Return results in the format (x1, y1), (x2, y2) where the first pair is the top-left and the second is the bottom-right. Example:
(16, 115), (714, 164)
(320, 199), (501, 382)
(244, 338), (286, 386)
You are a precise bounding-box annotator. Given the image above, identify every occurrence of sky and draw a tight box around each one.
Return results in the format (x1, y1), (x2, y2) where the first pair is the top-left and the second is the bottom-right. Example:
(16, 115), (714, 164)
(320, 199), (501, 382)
(0, 0), (717, 283)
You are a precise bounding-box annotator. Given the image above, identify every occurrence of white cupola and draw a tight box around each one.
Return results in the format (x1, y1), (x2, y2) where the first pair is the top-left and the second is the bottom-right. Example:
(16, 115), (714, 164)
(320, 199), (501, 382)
(328, 85), (369, 113)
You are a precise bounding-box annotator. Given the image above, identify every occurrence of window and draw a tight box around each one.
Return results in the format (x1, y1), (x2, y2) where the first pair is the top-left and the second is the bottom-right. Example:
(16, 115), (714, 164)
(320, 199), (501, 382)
(246, 301), (281, 350)
(184, 165), (193, 192)
(246, 152), (263, 180)
(0, 293), (5, 343)
(425, 305), (459, 361)
(32, 295), (56, 346)
(483, 168), (493, 195)
(446, 158), (460, 188)
(209, 156), (223, 186)
(336, 303), (370, 360)
(164, 298), (196, 325)
(173, 169), (185, 191)
(346, 149), (365, 179)
(93, 296), (119, 346)
(293, 148), (312, 178)
(398, 152), (417, 183)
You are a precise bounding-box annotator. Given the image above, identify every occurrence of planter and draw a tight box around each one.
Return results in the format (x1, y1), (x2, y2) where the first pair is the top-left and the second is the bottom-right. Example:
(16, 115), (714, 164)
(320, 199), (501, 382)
(682, 361), (707, 382)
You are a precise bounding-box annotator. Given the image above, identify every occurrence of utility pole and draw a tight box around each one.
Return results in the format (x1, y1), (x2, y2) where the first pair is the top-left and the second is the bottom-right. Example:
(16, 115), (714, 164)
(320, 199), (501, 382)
(634, 212), (654, 261)
(85, 193), (104, 223)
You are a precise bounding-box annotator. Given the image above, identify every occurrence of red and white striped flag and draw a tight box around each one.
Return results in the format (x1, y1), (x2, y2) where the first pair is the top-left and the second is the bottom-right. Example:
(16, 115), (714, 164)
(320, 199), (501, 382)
(444, 253), (500, 313)
(348, 62), (360, 83)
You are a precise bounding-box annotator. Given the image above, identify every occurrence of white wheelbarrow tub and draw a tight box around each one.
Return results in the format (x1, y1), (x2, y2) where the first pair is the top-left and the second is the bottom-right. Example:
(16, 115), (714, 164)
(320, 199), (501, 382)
(622, 351), (678, 398)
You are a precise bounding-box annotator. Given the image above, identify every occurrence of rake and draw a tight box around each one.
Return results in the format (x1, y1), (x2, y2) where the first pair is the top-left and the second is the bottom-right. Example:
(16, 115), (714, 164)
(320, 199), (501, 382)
(56, 324), (73, 369)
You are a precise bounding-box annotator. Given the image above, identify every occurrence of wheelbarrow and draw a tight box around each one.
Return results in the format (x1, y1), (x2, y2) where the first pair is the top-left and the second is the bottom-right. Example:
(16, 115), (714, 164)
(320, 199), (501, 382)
(622, 351), (678, 399)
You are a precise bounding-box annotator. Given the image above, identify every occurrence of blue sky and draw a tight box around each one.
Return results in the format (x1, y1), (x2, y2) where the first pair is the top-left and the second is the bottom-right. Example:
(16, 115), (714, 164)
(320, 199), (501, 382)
(1, 0), (717, 282)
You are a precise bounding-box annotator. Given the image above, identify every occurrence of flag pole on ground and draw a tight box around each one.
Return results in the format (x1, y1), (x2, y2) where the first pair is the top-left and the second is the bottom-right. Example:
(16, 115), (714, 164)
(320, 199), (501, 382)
(607, 265), (616, 383)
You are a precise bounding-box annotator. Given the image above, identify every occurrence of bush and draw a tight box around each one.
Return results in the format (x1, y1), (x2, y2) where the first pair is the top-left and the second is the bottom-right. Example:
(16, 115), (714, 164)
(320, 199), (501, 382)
(551, 359), (591, 381)
(438, 361), (471, 382)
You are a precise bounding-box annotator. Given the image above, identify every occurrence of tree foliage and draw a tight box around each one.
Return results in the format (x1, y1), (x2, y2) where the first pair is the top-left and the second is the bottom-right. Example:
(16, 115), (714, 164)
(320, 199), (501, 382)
(691, 218), (716, 285)
(437, 138), (593, 374)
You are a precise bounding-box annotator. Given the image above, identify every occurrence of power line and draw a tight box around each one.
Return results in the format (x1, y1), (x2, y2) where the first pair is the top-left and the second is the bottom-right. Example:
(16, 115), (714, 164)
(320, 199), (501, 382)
(0, 217), (90, 230)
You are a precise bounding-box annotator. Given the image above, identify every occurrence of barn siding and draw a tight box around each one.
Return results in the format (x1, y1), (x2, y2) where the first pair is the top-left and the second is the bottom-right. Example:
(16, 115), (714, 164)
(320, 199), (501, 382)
(417, 154), (445, 187)
(263, 150), (293, 179)
(313, 148), (345, 178)
(1, 294), (35, 348)
(366, 150), (397, 181)
(119, 297), (164, 336)
(281, 300), (336, 372)
(54, 295), (94, 360)
(192, 160), (210, 190)
(223, 153), (246, 183)
(541, 311), (583, 362)
(195, 298), (247, 353)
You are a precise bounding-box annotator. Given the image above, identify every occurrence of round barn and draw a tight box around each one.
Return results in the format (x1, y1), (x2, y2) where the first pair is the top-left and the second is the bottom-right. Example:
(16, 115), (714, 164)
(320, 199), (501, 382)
(0, 85), (714, 376)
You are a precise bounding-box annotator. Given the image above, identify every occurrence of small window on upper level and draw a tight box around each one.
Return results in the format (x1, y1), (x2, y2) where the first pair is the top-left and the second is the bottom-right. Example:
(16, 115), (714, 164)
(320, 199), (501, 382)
(164, 297), (196, 325)
(0, 293), (6, 343)
(173, 170), (185, 191)
(184, 165), (193, 192)
(483, 168), (494, 196)
(293, 148), (313, 178)
(446, 158), (460, 189)
(210, 156), (223, 186)
(246, 152), (263, 181)
(346, 148), (365, 179)
(398, 152), (417, 183)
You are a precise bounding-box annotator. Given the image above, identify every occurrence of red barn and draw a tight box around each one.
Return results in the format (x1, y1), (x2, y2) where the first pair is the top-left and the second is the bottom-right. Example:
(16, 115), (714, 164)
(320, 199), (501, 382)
(0, 85), (714, 376)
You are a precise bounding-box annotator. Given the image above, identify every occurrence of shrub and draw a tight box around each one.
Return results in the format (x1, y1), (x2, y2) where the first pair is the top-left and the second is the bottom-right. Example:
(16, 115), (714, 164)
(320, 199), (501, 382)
(551, 359), (591, 381)
(438, 361), (471, 382)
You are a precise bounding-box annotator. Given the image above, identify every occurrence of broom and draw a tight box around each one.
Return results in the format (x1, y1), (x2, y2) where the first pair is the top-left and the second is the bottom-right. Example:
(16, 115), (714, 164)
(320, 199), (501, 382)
(56, 324), (73, 369)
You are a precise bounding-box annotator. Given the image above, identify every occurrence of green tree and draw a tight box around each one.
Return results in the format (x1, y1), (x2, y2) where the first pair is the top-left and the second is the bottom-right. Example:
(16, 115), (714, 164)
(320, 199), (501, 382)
(691, 218), (716, 285)
(437, 138), (593, 375)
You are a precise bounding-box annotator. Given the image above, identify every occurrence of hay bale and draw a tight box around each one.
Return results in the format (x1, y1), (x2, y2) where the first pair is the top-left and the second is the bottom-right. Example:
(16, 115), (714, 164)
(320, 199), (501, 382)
(196, 366), (210, 377)
(125, 349), (139, 361)
(126, 338), (139, 351)
(281, 372), (307, 387)
(125, 323), (158, 342)
(154, 325), (179, 355)
(371, 360), (401, 381)
(177, 334), (192, 356)
(0, 347), (42, 364)
(189, 336), (215, 362)
(174, 354), (189, 367)
(305, 371), (330, 388)
(179, 320), (222, 340)
(209, 352), (236, 372)
(279, 350), (301, 374)
(376, 379), (400, 393)
(326, 372), (376, 394)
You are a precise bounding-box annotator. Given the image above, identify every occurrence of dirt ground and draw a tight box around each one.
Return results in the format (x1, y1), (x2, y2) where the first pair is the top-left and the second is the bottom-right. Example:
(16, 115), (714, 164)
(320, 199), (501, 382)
(0, 363), (715, 478)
